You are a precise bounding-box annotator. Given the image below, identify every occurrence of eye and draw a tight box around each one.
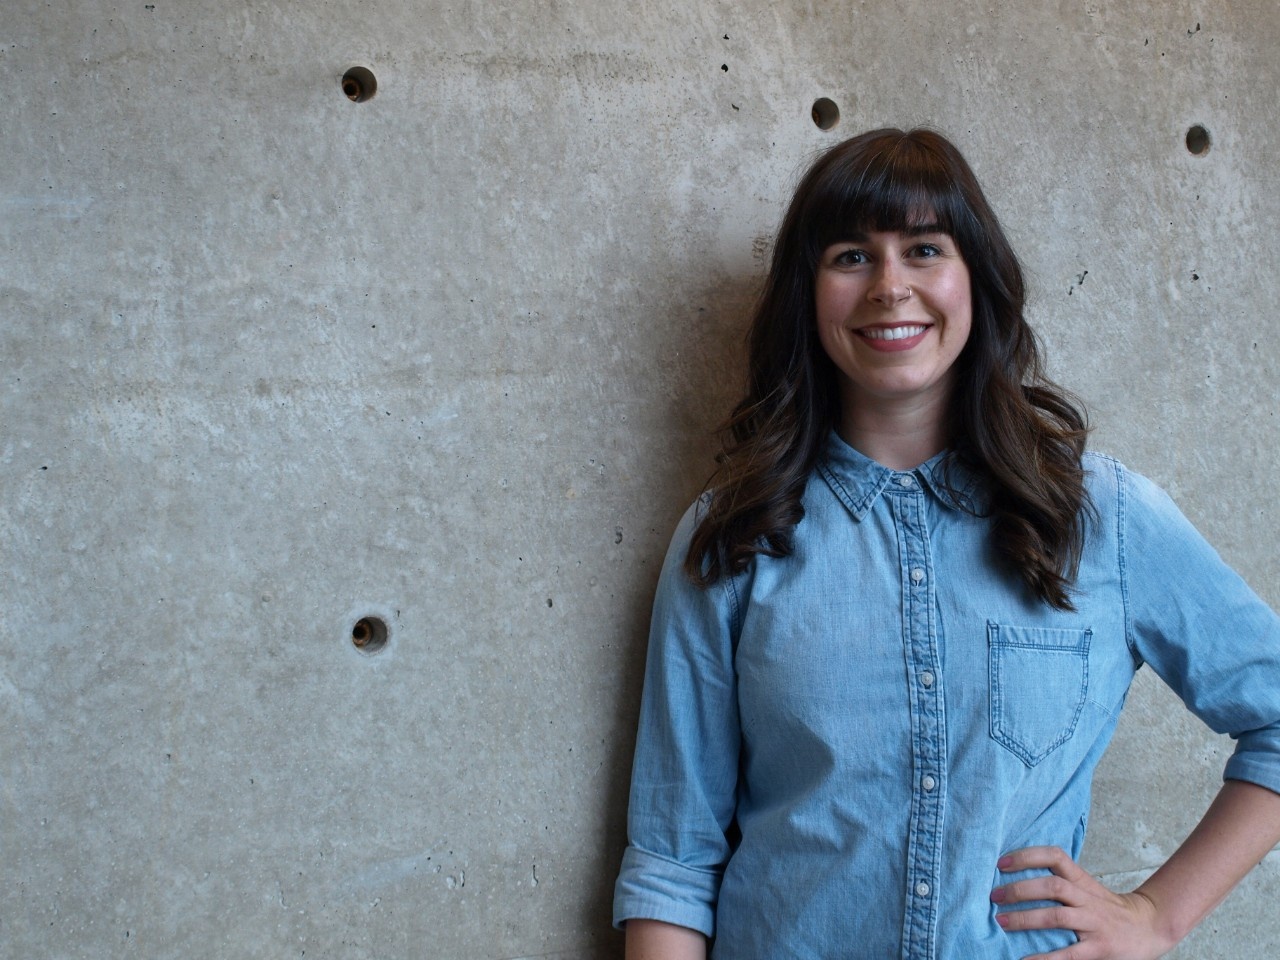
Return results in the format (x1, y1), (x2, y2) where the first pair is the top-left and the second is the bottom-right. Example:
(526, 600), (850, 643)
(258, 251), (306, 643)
(912, 242), (943, 258)
(828, 246), (869, 267)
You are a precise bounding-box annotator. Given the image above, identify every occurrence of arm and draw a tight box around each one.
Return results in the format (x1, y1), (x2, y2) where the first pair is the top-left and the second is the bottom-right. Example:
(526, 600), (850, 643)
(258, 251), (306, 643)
(612, 500), (741, 940)
(1138, 779), (1280, 943)
(995, 778), (1280, 959)
(625, 918), (708, 960)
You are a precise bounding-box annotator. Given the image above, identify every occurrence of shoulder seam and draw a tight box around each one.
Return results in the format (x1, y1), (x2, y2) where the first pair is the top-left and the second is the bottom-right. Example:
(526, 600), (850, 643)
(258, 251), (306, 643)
(1113, 458), (1140, 663)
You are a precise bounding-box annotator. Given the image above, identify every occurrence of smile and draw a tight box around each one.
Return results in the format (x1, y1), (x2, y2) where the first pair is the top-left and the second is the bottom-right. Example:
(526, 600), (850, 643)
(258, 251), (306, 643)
(857, 325), (929, 341)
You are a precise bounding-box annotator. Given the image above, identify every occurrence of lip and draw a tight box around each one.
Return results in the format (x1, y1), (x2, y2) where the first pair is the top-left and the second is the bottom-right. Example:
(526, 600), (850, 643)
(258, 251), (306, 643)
(854, 323), (932, 352)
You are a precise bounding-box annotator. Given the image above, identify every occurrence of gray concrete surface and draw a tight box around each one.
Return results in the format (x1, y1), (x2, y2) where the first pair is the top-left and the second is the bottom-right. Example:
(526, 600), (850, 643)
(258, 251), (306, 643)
(3, 1), (1278, 957)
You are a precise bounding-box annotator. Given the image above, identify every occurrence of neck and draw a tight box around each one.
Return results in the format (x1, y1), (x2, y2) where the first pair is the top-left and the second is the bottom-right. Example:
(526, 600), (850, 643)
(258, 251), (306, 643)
(836, 392), (950, 471)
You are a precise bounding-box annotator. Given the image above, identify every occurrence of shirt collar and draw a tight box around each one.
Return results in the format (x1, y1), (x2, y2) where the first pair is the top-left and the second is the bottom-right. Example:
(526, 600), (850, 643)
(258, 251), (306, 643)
(817, 430), (981, 520)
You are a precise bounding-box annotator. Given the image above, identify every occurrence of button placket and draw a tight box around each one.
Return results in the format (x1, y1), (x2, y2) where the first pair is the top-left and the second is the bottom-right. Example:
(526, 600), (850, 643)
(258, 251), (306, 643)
(891, 481), (947, 960)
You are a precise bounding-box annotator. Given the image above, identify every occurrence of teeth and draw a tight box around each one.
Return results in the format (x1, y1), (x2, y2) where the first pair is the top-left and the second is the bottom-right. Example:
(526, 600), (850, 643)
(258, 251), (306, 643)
(860, 325), (927, 341)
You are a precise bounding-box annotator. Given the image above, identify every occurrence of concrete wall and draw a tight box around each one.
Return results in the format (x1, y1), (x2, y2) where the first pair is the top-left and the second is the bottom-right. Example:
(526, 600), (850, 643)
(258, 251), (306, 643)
(3, 1), (1277, 956)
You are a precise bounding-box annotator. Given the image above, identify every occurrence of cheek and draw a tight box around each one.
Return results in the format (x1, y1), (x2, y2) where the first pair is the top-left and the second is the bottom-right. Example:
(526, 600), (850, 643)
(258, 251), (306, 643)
(815, 319), (842, 365)
(814, 280), (836, 328)
(943, 275), (973, 340)
(813, 289), (840, 353)
(813, 273), (858, 327)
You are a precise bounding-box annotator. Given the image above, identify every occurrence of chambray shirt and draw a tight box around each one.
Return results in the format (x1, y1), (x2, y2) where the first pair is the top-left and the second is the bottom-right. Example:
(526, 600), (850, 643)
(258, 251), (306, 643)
(614, 432), (1280, 959)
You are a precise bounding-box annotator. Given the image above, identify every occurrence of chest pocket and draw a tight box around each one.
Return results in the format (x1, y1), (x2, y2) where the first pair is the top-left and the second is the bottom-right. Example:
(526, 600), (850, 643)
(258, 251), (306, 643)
(988, 622), (1091, 767)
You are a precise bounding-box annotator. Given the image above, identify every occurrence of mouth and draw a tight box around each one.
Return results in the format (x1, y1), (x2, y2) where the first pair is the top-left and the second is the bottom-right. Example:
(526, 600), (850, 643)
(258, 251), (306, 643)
(851, 323), (933, 353)
(856, 324), (930, 341)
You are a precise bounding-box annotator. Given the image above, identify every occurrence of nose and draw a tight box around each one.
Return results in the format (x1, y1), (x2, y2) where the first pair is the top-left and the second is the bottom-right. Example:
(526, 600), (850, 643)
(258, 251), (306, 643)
(868, 260), (911, 306)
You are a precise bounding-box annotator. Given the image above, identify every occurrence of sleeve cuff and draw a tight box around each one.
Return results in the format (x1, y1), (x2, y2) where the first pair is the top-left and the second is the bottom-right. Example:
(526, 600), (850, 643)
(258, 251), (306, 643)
(612, 844), (722, 936)
(1225, 736), (1280, 796)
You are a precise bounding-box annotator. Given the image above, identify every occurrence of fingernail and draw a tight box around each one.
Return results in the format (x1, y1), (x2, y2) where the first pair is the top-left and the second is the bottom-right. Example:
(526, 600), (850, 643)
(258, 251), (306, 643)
(995, 913), (1009, 928)
(990, 887), (1006, 903)
(996, 855), (1013, 869)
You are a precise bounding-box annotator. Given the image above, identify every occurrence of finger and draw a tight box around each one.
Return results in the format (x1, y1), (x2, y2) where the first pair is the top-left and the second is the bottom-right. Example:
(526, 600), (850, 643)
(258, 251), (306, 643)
(1019, 947), (1094, 960)
(994, 904), (1078, 934)
(998, 845), (1088, 881)
(992, 874), (1089, 908)
(1020, 942), (1106, 960)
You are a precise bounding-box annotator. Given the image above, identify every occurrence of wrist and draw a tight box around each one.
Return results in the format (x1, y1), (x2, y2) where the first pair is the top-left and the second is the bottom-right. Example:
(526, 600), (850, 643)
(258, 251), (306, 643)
(1129, 884), (1188, 951)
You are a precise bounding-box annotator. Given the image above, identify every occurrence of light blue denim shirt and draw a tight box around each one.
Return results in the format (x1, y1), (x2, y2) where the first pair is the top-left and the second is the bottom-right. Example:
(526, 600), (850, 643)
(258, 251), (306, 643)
(614, 432), (1280, 959)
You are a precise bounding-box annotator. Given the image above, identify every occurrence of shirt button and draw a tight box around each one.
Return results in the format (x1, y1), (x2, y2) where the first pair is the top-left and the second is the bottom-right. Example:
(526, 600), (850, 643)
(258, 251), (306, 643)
(910, 567), (925, 583)
(915, 881), (931, 897)
(921, 775), (936, 791)
(920, 671), (935, 687)
(896, 475), (915, 487)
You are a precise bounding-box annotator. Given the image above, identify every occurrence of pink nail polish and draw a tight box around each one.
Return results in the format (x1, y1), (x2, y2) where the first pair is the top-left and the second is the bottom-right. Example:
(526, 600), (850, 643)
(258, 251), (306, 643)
(995, 913), (1009, 928)
(996, 855), (1013, 869)
(990, 887), (1006, 903)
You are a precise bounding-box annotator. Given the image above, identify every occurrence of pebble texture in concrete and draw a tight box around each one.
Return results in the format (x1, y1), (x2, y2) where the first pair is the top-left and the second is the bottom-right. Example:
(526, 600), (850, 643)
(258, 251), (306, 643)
(2, 1), (1278, 957)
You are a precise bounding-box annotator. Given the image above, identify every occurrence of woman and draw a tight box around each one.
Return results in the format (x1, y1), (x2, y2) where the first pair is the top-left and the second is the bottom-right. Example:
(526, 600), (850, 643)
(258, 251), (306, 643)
(613, 129), (1280, 959)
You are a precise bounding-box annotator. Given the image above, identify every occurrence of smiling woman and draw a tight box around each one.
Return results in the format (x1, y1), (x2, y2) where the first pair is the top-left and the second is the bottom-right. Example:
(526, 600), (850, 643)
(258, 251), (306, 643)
(612, 129), (1280, 960)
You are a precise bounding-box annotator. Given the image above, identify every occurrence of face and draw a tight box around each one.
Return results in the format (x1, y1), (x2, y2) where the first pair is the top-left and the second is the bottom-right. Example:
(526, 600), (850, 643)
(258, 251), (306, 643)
(815, 226), (972, 416)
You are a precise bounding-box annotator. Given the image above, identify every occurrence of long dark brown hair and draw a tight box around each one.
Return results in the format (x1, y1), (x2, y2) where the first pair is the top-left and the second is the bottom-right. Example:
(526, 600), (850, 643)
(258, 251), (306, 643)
(685, 128), (1090, 610)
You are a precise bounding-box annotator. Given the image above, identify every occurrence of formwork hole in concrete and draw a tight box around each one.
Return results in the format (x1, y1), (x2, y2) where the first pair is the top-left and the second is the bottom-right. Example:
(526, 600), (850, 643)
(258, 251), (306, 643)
(351, 615), (388, 653)
(1185, 124), (1211, 156)
(812, 98), (840, 131)
(342, 66), (377, 103)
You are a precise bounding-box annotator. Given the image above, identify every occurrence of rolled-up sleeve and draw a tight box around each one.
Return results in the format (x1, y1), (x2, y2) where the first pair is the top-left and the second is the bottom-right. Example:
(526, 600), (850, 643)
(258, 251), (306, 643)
(1119, 464), (1280, 794)
(613, 499), (743, 936)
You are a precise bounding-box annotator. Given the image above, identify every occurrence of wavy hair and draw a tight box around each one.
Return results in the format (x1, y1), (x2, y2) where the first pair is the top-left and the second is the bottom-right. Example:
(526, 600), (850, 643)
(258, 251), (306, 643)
(685, 128), (1091, 610)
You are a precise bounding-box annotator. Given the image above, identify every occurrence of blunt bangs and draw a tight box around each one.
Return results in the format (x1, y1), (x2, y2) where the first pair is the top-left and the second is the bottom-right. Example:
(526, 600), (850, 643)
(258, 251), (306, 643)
(803, 133), (978, 263)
